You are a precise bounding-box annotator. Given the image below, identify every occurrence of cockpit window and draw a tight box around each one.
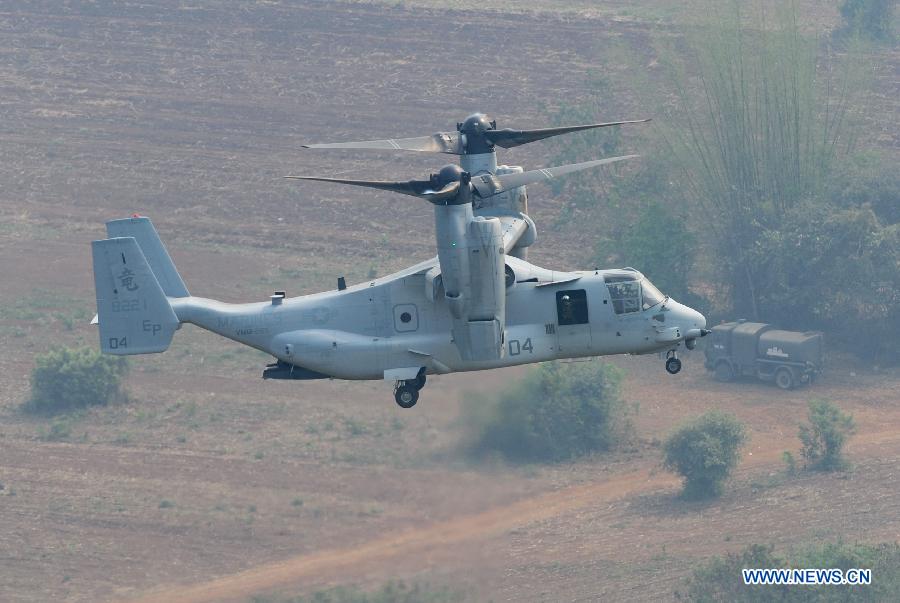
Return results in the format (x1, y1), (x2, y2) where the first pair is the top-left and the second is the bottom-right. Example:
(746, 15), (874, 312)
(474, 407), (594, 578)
(607, 281), (641, 314)
(641, 277), (665, 310)
(604, 273), (666, 314)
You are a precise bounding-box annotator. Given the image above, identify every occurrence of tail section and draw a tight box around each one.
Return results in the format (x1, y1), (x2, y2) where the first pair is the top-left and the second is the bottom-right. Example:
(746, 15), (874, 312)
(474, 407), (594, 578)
(106, 217), (189, 298)
(92, 237), (180, 354)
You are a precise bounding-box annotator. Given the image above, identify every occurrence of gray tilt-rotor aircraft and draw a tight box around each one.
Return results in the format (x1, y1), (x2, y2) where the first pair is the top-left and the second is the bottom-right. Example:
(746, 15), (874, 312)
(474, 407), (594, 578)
(91, 114), (709, 408)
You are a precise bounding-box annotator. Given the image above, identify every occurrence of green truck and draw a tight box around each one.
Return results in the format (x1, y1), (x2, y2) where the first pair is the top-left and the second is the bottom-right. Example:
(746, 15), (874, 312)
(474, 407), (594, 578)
(704, 320), (824, 389)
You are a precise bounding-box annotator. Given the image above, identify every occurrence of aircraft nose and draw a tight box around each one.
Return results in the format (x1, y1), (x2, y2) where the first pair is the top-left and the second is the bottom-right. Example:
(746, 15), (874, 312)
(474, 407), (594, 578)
(667, 299), (706, 337)
(693, 308), (707, 330)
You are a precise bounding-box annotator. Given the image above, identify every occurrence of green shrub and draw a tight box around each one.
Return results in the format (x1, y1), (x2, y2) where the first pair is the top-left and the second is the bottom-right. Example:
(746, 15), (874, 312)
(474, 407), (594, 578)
(799, 400), (855, 471)
(249, 580), (463, 603)
(677, 541), (900, 601)
(38, 418), (74, 441)
(25, 347), (128, 414)
(663, 411), (747, 499)
(462, 361), (631, 463)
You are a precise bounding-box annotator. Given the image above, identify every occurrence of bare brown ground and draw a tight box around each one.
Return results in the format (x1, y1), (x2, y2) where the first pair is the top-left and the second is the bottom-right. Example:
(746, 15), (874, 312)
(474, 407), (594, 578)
(125, 423), (900, 603)
(1, 2), (898, 602)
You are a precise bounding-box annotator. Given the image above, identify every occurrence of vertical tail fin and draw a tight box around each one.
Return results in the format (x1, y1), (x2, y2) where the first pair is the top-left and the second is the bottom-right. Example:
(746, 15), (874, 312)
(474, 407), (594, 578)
(106, 217), (189, 298)
(92, 237), (179, 354)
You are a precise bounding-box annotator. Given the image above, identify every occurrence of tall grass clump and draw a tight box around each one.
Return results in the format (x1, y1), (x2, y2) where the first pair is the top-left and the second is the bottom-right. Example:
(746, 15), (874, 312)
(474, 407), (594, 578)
(462, 361), (632, 463)
(25, 347), (128, 414)
(657, 1), (866, 315)
(799, 399), (855, 471)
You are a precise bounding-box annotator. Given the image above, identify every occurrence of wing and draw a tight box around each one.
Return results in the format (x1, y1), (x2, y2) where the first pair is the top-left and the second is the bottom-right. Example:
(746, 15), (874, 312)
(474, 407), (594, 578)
(496, 214), (532, 253)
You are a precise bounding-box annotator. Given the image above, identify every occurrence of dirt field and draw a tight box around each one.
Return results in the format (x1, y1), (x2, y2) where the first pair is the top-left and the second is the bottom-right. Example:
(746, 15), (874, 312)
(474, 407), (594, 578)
(1, 2), (898, 602)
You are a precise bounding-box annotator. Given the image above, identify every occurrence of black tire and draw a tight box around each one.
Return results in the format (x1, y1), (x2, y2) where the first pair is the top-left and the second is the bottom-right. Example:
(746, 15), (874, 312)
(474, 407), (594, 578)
(775, 367), (794, 390)
(665, 357), (682, 375)
(394, 385), (419, 408)
(714, 362), (734, 383)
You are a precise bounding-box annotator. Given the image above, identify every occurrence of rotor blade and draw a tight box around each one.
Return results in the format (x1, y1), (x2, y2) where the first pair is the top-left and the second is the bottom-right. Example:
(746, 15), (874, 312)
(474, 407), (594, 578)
(470, 155), (639, 198)
(284, 176), (434, 198)
(485, 119), (651, 149)
(284, 176), (460, 202)
(302, 132), (463, 154)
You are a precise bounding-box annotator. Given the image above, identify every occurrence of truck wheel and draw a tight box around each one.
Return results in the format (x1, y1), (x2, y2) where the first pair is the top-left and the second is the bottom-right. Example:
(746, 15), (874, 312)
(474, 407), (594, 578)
(714, 362), (734, 383)
(775, 368), (794, 390)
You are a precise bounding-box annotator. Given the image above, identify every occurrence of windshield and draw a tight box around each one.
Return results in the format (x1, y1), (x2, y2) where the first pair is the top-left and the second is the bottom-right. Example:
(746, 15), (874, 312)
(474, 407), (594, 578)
(641, 277), (665, 309)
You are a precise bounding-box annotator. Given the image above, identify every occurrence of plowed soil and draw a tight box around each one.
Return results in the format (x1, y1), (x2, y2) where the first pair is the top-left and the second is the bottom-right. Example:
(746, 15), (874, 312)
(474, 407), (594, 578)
(0, 2), (898, 602)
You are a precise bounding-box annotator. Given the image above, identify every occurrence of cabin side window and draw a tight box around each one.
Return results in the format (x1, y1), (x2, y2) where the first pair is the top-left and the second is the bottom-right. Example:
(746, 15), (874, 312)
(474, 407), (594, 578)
(556, 289), (589, 325)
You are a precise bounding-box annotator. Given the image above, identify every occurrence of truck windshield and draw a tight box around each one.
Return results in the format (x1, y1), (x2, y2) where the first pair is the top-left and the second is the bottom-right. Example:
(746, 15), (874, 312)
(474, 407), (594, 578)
(641, 277), (665, 310)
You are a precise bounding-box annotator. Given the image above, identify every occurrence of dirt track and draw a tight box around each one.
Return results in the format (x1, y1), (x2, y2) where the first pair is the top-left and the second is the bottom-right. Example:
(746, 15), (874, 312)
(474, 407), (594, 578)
(127, 424), (900, 603)
(127, 470), (675, 603)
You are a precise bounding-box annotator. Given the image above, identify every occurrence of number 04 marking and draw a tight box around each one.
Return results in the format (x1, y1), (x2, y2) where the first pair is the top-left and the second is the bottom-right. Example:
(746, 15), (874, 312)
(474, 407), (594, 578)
(508, 338), (533, 356)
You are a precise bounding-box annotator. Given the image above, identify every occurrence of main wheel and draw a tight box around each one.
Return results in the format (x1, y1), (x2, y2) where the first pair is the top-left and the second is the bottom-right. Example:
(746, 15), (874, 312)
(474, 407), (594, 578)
(775, 367), (794, 390)
(665, 357), (682, 375)
(394, 385), (419, 408)
(714, 362), (734, 382)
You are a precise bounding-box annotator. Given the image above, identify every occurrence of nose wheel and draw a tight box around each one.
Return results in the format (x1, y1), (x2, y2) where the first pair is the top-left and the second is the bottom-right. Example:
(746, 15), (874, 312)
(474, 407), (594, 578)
(665, 351), (682, 375)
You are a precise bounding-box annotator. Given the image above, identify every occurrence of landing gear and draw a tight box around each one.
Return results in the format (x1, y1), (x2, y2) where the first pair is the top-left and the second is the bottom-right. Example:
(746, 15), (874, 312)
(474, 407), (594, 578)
(665, 350), (682, 375)
(394, 384), (419, 408)
(394, 371), (426, 408)
(412, 373), (426, 390)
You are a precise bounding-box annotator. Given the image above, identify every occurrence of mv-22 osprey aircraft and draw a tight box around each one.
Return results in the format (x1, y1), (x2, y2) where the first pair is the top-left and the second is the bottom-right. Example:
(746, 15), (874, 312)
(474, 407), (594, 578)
(91, 114), (709, 408)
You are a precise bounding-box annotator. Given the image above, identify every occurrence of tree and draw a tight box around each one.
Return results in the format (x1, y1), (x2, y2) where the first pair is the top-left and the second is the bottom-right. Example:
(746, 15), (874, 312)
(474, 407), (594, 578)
(662, 1), (861, 320)
(462, 361), (631, 463)
(25, 347), (128, 414)
(595, 197), (698, 303)
(799, 399), (855, 471)
(663, 411), (747, 499)
(748, 201), (899, 363)
(837, 0), (896, 43)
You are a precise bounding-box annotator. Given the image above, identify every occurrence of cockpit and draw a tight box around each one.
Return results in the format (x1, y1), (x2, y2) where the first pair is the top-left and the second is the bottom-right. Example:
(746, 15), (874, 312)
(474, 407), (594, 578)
(604, 269), (666, 314)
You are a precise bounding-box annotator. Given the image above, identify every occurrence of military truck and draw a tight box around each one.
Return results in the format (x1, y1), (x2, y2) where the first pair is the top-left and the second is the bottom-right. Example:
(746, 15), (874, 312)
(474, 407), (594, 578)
(704, 320), (823, 389)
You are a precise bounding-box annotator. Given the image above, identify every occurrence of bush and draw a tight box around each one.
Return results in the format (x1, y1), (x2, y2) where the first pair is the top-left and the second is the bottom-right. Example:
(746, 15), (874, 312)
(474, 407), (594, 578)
(25, 347), (128, 414)
(799, 400), (855, 471)
(663, 411), (747, 499)
(677, 541), (900, 601)
(462, 361), (631, 463)
(250, 581), (463, 603)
